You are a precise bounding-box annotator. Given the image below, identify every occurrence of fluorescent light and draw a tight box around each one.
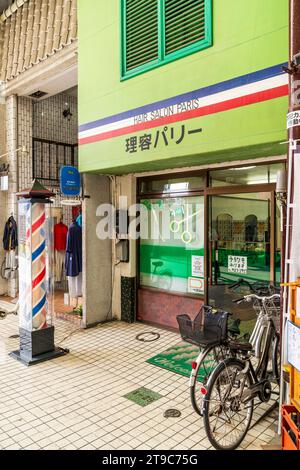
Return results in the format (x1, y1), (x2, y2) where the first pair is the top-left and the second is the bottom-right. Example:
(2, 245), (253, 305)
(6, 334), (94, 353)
(166, 183), (189, 191)
(233, 166), (257, 171)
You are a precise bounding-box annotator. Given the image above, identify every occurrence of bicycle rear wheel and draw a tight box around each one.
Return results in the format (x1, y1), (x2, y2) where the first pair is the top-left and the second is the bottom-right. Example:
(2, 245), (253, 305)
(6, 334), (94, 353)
(203, 358), (254, 450)
(190, 344), (229, 415)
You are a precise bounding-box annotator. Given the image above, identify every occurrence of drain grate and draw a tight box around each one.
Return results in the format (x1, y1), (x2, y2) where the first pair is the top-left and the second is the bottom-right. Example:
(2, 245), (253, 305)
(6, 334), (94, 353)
(164, 409), (181, 418)
(124, 387), (162, 407)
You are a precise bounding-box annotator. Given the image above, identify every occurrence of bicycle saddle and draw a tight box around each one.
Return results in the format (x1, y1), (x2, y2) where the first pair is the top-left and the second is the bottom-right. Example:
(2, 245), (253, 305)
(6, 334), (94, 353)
(229, 341), (252, 352)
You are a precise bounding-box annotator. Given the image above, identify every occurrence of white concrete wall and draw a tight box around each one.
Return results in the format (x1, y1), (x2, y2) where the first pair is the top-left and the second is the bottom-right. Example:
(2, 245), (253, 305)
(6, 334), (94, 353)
(82, 174), (112, 326)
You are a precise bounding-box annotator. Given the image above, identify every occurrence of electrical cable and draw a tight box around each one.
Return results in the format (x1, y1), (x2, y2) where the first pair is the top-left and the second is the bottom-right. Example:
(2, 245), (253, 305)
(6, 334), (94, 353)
(136, 331), (160, 342)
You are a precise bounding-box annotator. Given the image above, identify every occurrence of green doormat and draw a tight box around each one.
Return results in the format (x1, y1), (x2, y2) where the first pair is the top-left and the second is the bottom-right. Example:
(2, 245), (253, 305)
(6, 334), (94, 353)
(124, 387), (163, 407)
(147, 342), (200, 378)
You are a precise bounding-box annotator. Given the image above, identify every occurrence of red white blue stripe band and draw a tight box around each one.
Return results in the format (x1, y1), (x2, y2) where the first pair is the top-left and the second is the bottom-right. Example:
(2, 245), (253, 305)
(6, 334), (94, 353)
(79, 63), (289, 146)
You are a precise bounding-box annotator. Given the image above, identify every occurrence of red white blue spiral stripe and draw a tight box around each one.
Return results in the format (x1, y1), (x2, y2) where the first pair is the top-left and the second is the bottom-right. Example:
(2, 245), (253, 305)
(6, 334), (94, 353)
(30, 203), (47, 330)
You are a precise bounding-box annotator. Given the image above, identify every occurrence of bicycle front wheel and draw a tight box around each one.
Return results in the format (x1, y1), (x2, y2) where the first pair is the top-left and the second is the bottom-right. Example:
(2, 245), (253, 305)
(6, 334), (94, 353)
(190, 344), (229, 415)
(272, 333), (280, 385)
(203, 358), (254, 450)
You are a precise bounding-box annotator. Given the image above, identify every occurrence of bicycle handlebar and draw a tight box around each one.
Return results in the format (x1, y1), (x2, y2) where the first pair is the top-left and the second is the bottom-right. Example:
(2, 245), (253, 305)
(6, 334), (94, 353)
(233, 297), (245, 304)
(233, 293), (280, 305)
(228, 278), (254, 292)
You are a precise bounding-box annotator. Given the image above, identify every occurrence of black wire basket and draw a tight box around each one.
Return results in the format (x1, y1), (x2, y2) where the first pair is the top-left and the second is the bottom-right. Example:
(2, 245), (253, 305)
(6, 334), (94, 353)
(177, 306), (229, 347)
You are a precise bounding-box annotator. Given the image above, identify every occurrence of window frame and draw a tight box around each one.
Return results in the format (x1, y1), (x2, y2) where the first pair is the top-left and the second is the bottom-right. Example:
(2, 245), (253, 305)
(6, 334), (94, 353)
(120, 0), (213, 81)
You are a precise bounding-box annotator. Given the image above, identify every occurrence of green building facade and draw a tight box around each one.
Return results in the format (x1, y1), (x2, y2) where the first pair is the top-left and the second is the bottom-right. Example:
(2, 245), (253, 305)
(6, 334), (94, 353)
(78, 0), (289, 329)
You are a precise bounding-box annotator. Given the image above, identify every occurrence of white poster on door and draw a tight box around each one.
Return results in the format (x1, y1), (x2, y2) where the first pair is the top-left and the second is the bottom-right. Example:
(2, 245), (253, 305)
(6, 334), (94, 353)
(228, 255), (247, 275)
(192, 255), (204, 277)
(287, 321), (300, 372)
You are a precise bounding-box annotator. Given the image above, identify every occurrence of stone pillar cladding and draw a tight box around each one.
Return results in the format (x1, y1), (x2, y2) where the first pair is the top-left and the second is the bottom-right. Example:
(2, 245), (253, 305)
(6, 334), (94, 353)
(6, 95), (18, 298)
(17, 97), (33, 191)
(82, 174), (112, 326)
(121, 276), (136, 323)
(0, 104), (7, 295)
(112, 174), (137, 322)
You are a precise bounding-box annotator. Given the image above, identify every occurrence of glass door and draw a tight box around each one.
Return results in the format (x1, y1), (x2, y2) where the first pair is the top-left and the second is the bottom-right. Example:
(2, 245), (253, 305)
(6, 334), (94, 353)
(208, 191), (275, 329)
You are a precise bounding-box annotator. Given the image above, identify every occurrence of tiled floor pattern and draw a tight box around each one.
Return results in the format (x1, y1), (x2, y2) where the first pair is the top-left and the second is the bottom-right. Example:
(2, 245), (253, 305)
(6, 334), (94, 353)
(0, 315), (279, 450)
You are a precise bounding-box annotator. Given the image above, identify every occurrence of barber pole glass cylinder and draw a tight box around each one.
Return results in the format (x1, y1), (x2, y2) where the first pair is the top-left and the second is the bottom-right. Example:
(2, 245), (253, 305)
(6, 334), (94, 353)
(18, 200), (54, 332)
(31, 203), (48, 330)
(10, 180), (65, 366)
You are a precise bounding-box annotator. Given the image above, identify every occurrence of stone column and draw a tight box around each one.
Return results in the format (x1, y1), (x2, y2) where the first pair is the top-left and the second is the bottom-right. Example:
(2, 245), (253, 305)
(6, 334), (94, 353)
(82, 174), (112, 327)
(0, 103), (7, 295)
(6, 95), (18, 298)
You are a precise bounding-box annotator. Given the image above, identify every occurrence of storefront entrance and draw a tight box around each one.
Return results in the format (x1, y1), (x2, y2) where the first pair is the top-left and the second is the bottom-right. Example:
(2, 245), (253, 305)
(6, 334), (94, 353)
(137, 163), (283, 330)
(207, 188), (280, 328)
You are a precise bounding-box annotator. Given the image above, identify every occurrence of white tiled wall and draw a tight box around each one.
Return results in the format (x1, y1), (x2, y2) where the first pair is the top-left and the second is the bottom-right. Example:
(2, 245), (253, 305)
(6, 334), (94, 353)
(6, 95), (18, 298)
(0, 104), (7, 295)
(33, 92), (78, 145)
(2, 90), (78, 296)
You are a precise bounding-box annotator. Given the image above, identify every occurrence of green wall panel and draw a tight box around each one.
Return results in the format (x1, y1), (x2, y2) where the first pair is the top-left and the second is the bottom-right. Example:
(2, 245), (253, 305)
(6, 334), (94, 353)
(78, 0), (288, 174)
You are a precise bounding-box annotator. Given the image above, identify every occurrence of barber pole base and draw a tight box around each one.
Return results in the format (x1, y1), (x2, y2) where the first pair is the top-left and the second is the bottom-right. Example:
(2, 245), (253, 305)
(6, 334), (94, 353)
(10, 326), (68, 366)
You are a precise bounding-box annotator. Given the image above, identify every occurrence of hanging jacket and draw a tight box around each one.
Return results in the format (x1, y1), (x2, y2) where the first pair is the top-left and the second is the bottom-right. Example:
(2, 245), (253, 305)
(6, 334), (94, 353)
(3, 216), (18, 251)
(65, 222), (82, 277)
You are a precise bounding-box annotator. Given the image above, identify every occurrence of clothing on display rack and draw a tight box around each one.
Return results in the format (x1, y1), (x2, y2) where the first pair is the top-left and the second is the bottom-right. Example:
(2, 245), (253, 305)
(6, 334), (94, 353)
(3, 215), (18, 279)
(65, 221), (82, 298)
(3, 215), (18, 251)
(54, 221), (68, 282)
(76, 213), (82, 227)
(54, 221), (68, 251)
(4, 251), (18, 279)
(55, 250), (65, 283)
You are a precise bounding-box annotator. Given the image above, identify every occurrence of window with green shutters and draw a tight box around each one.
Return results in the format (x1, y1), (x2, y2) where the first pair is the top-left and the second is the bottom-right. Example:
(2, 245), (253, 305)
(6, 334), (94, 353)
(121, 0), (213, 80)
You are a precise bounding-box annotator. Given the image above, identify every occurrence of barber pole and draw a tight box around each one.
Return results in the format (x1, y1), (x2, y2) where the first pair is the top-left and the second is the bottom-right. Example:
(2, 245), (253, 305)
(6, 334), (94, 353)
(10, 180), (68, 366)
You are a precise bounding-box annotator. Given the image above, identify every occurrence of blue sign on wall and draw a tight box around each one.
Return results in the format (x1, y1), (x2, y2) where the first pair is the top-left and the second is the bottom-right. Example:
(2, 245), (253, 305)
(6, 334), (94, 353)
(60, 166), (81, 196)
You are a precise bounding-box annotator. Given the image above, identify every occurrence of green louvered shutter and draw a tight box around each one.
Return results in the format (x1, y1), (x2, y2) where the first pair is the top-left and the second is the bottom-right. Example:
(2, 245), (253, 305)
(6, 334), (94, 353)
(125, 0), (159, 72)
(164, 0), (207, 55)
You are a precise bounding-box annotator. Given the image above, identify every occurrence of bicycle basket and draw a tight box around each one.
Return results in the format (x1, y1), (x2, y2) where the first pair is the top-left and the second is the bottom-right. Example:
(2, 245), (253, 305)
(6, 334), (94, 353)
(264, 296), (281, 333)
(177, 306), (229, 347)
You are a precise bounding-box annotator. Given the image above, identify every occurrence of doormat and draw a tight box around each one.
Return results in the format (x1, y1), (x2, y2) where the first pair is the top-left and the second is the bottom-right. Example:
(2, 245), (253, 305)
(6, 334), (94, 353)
(146, 342), (200, 378)
(124, 387), (163, 407)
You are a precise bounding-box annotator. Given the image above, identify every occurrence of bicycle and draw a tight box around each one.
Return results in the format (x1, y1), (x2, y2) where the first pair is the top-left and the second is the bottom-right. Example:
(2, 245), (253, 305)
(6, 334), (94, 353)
(178, 280), (279, 416)
(177, 306), (242, 416)
(201, 293), (280, 450)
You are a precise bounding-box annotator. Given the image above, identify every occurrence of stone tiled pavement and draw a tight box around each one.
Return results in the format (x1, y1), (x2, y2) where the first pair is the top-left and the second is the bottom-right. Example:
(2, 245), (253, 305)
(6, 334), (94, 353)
(0, 315), (279, 450)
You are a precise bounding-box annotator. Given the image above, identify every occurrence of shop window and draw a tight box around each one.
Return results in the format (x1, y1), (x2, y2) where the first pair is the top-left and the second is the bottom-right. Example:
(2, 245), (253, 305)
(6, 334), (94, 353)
(209, 163), (285, 188)
(139, 175), (205, 195)
(121, 0), (213, 80)
(216, 214), (233, 242)
(140, 196), (205, 296)
(244, 214), (258, 242)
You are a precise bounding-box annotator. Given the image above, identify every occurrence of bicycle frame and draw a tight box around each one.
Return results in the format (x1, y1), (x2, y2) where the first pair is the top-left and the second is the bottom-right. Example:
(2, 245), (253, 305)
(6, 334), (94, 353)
(236, 319), (277, 404)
